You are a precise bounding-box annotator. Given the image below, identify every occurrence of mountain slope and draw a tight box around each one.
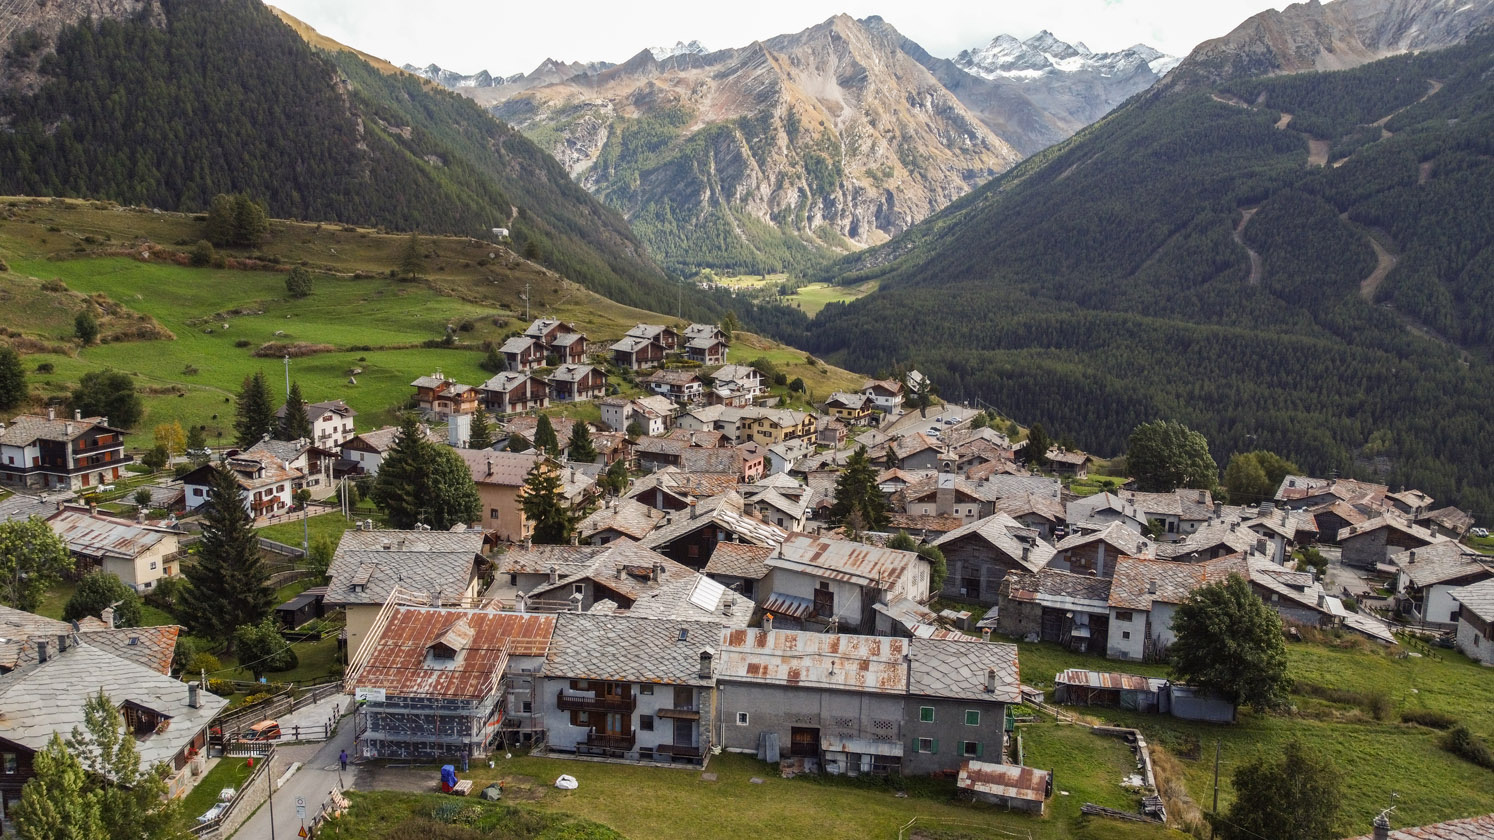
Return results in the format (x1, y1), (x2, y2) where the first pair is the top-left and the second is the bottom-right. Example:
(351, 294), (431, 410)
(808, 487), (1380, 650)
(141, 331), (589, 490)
(802, 20), (1494, 519)
(0, 0), (691, 317)
(488, 15), (1021, 275)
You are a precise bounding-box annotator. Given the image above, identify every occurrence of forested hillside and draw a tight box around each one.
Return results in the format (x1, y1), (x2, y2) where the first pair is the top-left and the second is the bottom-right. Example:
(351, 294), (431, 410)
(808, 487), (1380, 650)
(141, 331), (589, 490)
(0, 0), (692, 317)
(802, 32), (1494, 518)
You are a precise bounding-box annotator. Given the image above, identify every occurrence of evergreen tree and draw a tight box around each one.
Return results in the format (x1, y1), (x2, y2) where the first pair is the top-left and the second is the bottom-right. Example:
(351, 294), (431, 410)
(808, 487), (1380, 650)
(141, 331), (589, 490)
(1025, 424), (1051, 469)
(1128, 420), (1218, 493)
(0, 519), (74, 612)
(234, 371), (276, 448)
(422, 447), (482, 530)
(179, 464), (274, 645)
(74, 310), (99, 345)
(567, 421), (598, 463)
(828, 446), (888, 532)
(284, 266), (312, 298)
(467, 406), (494, 449)
(277, 381), (312, 441)
(370, 414), (428, 529)
(507, 433), (532, 452)
(0, 345), (25, 410)
(185, 425), (208, 460)
(886, 531), (947, 594)
(600, 458), (630, 496)
(12, 734), (103, 840)
(65, 690), (179, 840)
(204, 193), (236, 246)
(1218, 740), (1342, 840)
(533, 414), (562, 458)
(521, 462), (576, 544)
(70, 371), (142, 428)
(232, 194), (269, 245)
(63, 571), (142, 628)
(1170, 574), (1290, 712)
(400, 232), (425, 279)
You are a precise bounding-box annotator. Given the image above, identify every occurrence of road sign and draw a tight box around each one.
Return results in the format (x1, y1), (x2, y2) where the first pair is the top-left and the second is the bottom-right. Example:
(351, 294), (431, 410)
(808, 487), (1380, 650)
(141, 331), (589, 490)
(295, 797), (306, 820)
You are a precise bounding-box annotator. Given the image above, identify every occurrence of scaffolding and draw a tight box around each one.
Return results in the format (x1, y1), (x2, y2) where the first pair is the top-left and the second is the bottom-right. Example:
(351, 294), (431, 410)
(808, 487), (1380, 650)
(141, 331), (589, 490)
(355, 691), (505, 760)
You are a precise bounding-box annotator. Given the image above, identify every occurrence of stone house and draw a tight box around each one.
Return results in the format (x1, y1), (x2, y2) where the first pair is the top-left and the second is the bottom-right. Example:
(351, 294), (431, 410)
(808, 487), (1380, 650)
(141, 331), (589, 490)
(933, 513), (1056, 605)
(1451, 578), (1494, 666)
(759, 534), (930, 634)
(479, 372), (551, 415)
(1338, 516), (1446, 569)
(1390, 543), (1493, 628)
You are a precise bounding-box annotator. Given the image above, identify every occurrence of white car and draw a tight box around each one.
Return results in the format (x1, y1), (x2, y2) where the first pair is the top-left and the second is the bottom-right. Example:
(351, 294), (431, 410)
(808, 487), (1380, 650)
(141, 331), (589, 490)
(1472, 527), (1489, 538)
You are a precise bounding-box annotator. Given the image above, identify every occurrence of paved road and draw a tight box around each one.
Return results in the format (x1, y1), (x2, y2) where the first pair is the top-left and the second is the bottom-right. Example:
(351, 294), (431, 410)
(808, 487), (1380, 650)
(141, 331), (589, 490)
(232, 716), (354, 839)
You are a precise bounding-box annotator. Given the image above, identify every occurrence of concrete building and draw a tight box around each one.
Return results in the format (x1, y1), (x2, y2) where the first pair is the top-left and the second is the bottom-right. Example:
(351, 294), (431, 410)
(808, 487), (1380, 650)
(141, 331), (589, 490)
(46, 506), (182, 592)
(759, 534), (930, 634)
(1451, 578), (1494, 666)
(0, 410), (131, 492)
(452, 449), (548, 541)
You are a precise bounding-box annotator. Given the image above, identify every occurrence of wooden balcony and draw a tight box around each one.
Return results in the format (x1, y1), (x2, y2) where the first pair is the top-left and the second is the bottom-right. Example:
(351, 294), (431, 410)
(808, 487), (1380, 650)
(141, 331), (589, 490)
(653, 743), (701, 759)
(577, 733), (635, 757)
(657, 707), (700, 721)
(556, 690), (636, 714)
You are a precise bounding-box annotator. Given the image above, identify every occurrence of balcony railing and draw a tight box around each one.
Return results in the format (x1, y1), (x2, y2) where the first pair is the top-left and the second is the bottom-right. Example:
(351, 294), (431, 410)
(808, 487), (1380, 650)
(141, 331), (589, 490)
(657, 707), (700, 721)
(653, 743), (702, 759)
(579, 733), (635, 753)
(556, 690), (636, 714)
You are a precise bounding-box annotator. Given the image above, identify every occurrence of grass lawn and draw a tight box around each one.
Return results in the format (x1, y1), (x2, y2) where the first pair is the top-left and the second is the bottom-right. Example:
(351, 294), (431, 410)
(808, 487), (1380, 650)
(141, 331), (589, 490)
(177, 757), (257, 827)
(215, 631), (343, 685)
(1009, 636), (1494, 834)
(34, 581), (77, 620)
(724, 331), (862, 401)
(1066, 475), (1128, 498)
(256, 510), (372, 549)
(415, 749), (1184, 840)
(1463, 534), (1494, 554)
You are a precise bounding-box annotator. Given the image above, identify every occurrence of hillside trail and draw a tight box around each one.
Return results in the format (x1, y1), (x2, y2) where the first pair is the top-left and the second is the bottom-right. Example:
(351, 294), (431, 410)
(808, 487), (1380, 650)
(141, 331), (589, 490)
(1360, 236), (1397, 302)
(1233, 207), (1263, 286)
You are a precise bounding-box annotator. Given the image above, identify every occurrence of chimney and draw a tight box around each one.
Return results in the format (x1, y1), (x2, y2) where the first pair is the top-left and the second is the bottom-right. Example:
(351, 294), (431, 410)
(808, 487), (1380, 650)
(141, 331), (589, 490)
(1197, 489), (1207, 504)
(549, 565), (559, 585)
(569, 590), (584, 612)
(1147, 580), (1158, 595)
(690, 501), (698, 519)
(64, 421), (74, 436)
(698, 649), (714, 678)
(1255, 538), (1267, 556)
(486, 457), (494, 477)
(763, 613), (774, 633)
(57, 633), (68, 653)
(101, 607), (115, 630)
(981, 628), (991, 643)
(985, 668), (997, 694)
(1408, 550), (1417, 563)
(47, 406), (55, 421)
(136, 507), (146, 524)
(1372, 812), (1391, 840)
(1021, 544), (1031, 564)
(36, 639), (48, 664)
(74, 409), (82, 421)
(188, 681), (201, 709)
(652, 562), (665, 582)
(723, 597), (734, 616)
(524, 537), (532, 551)
(1213, 502), (1223, 516)
(88, 502), (98, 516)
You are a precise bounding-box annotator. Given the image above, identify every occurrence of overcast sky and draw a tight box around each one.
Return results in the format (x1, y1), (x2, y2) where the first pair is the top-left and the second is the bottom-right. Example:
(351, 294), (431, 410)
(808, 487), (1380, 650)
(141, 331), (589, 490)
(267, 0), (1295, 77)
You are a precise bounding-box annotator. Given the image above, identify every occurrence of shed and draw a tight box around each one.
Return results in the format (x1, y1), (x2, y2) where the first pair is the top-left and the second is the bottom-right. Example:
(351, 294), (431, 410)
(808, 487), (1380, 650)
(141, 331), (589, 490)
(275, 592), (322, 629)
(957, 761), (1051, 814)
(1053, 669), (1167, 712)
(1166, 684), (1235, 723)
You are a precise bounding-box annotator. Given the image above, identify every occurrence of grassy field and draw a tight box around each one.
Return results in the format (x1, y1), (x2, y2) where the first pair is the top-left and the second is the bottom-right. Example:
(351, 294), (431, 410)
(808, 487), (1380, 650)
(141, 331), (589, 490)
(255, 509), (380, 549)
(1006, 636), (1494, 835)
(0, 198), (862, 447)
(363, 747), (1186, 840)
(785, 279), (881, 317)
(724, 331), (861, 402)
(177, 757), (256, 827)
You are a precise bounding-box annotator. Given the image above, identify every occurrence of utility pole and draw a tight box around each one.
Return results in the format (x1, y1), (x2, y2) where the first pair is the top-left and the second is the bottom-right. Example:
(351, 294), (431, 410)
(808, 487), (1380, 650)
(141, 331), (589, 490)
(522, 282), (530, 321)
(283, 355), (291, 398)
(1210, 738), (1221, 839)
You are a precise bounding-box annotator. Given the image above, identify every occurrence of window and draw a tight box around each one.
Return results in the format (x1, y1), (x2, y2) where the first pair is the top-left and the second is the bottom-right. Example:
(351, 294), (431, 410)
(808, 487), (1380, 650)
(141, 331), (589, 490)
(736, 712), (749, 726)
(919, 706), (934, 723)
(1122, 631), (1131, 640)
(149, 561), (157, 570)
(1115, 611), (1133, 622)
(490, 508), (500, 519)
(962, 741), (982, 758)
(3, 753), (15, 774)
(640, 715), (654, 732)
(964, 710), (980, 726)
(520, 701), (532, 714)
(640, 685), (653, 695)
(916, 738), (936, 754)
(573, 583), (586, 596)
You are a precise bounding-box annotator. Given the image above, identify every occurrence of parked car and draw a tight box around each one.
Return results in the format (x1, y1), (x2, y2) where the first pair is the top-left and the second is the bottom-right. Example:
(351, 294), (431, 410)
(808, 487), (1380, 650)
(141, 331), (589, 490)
(241, 719), (281, 741)
(1471, 527), (1489, 538)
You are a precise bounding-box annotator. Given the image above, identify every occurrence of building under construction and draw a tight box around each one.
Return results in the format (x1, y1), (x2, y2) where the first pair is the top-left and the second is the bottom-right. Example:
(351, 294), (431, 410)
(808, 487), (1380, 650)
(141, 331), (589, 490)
(346, 595), (555, 760)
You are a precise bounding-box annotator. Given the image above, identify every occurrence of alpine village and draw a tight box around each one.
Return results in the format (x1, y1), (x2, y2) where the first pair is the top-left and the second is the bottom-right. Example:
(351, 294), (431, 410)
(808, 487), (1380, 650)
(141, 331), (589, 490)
(0, 0), (1493, 838)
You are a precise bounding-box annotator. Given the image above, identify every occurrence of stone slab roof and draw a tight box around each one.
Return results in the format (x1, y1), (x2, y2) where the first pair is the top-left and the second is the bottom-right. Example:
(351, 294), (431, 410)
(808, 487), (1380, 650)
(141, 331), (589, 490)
(542, 613), (721, 686)
(325, 529), (482, 607)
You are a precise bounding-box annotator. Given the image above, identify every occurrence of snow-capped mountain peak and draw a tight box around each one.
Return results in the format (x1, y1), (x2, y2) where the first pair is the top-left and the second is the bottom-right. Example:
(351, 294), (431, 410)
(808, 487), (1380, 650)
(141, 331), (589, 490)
(401, 63), (501, 88)
(953, 31), (1178, 82)
(648, 40), (708, 61)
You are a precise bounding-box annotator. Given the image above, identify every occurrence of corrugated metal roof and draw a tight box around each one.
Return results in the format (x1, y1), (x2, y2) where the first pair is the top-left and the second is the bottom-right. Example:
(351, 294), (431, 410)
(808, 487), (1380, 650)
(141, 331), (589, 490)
(46, 509), (178, 560)
(761, 592), (815, 620)
(957, 761), (1049, 802)
(1054, 669), (1157, 692)
(349, 607), (554, 700)
(717, 628), (909, 694)
(766, 534), (922, 588)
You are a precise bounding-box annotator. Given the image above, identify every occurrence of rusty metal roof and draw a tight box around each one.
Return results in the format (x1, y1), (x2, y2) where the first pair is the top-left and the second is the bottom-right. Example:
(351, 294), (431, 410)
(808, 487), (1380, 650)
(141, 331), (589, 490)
(957, 761), (1049, 803)
(717, 628), (909, 695)
(760, 592), (815, 620)
(45, 509), (179, 560)
(350, 606), (555, 700)
(1054, 669), (1157, 692)
(765, 533), (923, 589)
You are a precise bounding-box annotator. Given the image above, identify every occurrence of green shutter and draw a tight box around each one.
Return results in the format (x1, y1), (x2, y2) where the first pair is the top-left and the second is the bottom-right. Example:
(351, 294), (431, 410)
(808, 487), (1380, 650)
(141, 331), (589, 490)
(976, 742), (984, 757)
(931, 739), (939, 754)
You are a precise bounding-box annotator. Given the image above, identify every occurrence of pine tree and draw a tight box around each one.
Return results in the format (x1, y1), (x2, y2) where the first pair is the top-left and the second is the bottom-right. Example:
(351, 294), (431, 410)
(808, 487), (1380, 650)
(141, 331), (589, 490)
(0, 345), (26, 410)
(1025, 424), (1052, 470)
(277, 381), (312, 441)
(12, 734), (103, 840)
(521, 462), (576, 544)
(828, 446), (888, 532)
(370, 414), (429, 529)
(234, 371), (276, 448)
(204, 193), (236, 246)
(185, 424), (208, 461)
(232, 194), (269, 245)
(567, 421), (598, 463)
(66, 690), (178, 840)
(400, 232), (425, 279)
(467, 406), (493, 449)
(600, 458), (630, 496)
(533, 414), (562, 458)
(179, 464), (274, 645)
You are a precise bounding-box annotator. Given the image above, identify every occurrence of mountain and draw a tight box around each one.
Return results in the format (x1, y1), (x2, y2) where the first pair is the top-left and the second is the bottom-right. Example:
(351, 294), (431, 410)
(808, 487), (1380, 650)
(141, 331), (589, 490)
(0, 0), (687, 316)
(649, 40), (709, 61)
(401, 63), (504, 88)
(800, 8), (1494, 519)
(872, 21), (1178, 155)
(1162, 0), (1494, 90)
(488, 14), (1021, 276)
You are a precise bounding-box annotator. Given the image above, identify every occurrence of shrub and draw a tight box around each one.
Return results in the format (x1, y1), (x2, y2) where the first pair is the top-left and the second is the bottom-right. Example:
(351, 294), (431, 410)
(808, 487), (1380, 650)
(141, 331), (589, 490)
(242, 692), (274, 706)
(207, 679), (236, 696)
(186, 652), (222, 675)
(1401, 709), (1458, 729)
(234, 339), (252, 348)
(1443, 725), (1494, 769)
(35, 362), (54, 373)
(146, 575), (188, 611)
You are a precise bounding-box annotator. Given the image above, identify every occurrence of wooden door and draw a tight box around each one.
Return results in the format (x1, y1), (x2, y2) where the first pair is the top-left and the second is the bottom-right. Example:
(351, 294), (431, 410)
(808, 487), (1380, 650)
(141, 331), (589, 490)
(790, 727), (819, 757)
(813, 585), (834, 618)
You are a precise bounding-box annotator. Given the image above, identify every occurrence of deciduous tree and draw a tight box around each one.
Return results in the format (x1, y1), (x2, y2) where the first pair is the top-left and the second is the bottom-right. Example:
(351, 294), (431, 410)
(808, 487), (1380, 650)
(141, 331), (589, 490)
(70, 370), (143, 428)
(233, 617), (298, 680)
(0, 519), (73, 612)
(284, 266), (312, 298)
(0, 345), (25, 410)
(1170, 574), (1290, 712)
(1127, 420), (1218, 493)
(63, 571), (142, 628)
(1217, 740), (1341, 840)
(399, 232), (425, 279)
(74, 310), (99, 345)
(179, 464), (274, 645)
(153, 420), (185, 456)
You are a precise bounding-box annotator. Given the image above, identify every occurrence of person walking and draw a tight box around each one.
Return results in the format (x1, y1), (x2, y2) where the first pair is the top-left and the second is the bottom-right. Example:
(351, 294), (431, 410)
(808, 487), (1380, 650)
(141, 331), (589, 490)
(339, 749), (348, 772)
